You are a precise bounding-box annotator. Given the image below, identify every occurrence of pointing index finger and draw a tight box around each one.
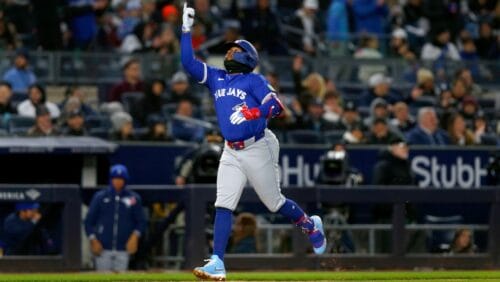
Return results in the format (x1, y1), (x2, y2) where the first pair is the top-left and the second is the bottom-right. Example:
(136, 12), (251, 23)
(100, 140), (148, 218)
(183, 2), (187, 12)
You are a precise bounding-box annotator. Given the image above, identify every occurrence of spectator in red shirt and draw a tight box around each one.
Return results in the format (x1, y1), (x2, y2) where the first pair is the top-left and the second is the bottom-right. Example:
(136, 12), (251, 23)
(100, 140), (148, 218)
(108, 58), (145, 102)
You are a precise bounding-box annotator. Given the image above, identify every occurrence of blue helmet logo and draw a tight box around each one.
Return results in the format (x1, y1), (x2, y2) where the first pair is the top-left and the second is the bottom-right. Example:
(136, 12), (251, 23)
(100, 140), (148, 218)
(110, 164), (129, 181)
(226, 40), (259, 70)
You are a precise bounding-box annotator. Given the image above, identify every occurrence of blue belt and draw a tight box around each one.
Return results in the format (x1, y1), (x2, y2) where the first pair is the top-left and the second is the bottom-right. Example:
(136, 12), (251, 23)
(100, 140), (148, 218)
(226, 131), (265, 150)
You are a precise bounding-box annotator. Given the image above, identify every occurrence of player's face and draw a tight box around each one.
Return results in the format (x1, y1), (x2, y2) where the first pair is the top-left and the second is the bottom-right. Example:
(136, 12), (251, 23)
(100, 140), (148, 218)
(225, 46), (243, 61)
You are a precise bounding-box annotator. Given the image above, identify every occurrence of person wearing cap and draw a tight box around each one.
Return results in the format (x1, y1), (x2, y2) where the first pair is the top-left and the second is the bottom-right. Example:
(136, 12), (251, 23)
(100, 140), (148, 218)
(167, 71), (200, 106)
(372, 138), (414, 185)
(17, 84), (61, 119)
(108, 58), (145, 102)
(460, 95), (480, 124)
(2, 48), (37, 93)
(84, 164), (146, 271)
(27, 105), (60, 137)
(406, 107), (450, 145)
(110, 111), (136, 140)
(2, 202), (53, 255)
(335, 101), (363, 131)
(389, 28), (416, 60)
(363, 97), (390, 128)
(366, 117), (402, 145)
(286, 0), (323, 55)
(360, 73), (401, 107)
(61, 109), (88, 136)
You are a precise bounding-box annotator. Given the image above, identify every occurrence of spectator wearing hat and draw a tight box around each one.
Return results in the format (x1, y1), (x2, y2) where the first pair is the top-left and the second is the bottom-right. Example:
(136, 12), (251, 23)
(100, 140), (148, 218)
(446, 112), (477, 146)
(460, 96), (480, 125)
(286, 0), (323, 55)
(2, 202), (54, 255)
(366, 117), (401, 145)
(110, 111), (136, 141)
(0, 81), (16, 128)
(296, 98), (336, 132)
(406, 107), (450, 145)
(335, 101), (363, 131)
(389, 28), (416, 60)
(364, 97), (390, 128)
(360, 73), (401, 107)
(61, 109), (88, 136)
(108, 58), (145, 102)
(2, 49), (37, 93)
(390, 101), (415, 133)
(17, 84), (61, 119)
(27, 105), (59, 137)
(167, 71), (200, 106)
(161, 4), (180, 30)
(84, 164), (146, 271)
(352, 0), (389, 36)
(372, 138), (414, 186)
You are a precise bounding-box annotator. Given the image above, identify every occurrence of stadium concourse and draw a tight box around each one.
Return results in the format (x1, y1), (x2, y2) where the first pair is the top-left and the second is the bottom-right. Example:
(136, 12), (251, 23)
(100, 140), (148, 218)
(0, 0), (499, 275)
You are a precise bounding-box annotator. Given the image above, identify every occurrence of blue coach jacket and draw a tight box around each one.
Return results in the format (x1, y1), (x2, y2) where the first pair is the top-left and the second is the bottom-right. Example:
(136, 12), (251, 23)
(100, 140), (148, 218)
(84, 186), (146, 251)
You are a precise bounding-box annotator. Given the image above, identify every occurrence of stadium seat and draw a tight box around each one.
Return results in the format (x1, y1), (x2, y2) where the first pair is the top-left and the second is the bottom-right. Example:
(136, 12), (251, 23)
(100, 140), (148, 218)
(286, 130), (323, 144)
(121, 92), (144, 113)
(480, 134), (498, 146)
(323, 130), (345, 145)
(85, 115), (111, 130)
(8, 115), (35, 135)
(424, 214), (463, 253)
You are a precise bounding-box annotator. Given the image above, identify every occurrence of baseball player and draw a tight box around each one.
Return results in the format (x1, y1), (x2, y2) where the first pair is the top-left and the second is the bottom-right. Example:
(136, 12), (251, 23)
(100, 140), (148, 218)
(181, 3), (326, 281)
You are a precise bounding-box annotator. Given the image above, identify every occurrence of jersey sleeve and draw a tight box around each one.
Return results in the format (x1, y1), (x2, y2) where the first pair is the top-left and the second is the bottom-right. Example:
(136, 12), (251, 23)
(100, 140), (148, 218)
(181, 32), (208, 84)
(253, 75), (284, 118)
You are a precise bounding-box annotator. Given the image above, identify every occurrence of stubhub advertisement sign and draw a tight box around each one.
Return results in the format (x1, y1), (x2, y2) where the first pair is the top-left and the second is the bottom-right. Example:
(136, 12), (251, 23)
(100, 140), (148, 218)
(113, 145), (494, 188)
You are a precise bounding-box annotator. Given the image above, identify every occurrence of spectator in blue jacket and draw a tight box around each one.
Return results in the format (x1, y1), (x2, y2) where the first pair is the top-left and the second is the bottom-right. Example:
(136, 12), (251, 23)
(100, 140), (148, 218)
(2, 49), (37, 93)
(84, 164), (146, 271)
(352, 0), (389, 36)
(406, 107), (450, 145)
(2, 202), (54, 255)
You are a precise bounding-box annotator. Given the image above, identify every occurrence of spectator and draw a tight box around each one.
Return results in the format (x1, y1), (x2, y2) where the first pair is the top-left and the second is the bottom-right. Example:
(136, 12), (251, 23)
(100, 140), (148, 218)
(414, 68), (439, 98)
(406, 107), (450, 145)
(372, 139), (414, 185)
(2, 202), (54, 255)
(84, 164), (146, 272)
(134, 79), (167, 126)
(110, 111), (136, 140)
(286, 0), (323, 55)
(354, 34), (386, 83)
(64, 0), (107, 50)
(292, 56), (326, 109)
(59, 86), (96, 117)
(326, 0), (350, 55)
(2, 49), (37, 93)
(455, 68), (483, 97)
(152, 24), (180, 56)
(352, 0), (389, 36)
(161, 4), (181, 35)
(27, 105), (59, 137)
(167, 71), (199, 106)
(117, 0), (142, 40)
(360, 73), (400, 107)
(206, 21), (242, 55)
(446, 112), (476, 146)
(323, 92), (343, 123)
(389, 28), (416, 60)
(190, 21), (207, 51)
(0, 81), (16, 128)
(335, 101), (362, 130)
(120, 20), (157, 53)
(423, 0), (462, 40)
(230, 213), (258, 254)
(450, 228), (477, 254)
(460, 96), (480, 124)
(342, 124), (366, 144)
(170, 99), (205, 143)
(0, 15), (19, 50)
(459, 38), (481, 78)
(474, 21), (498, 59)
(17, 84), (60, 119)
(296, 98), (336, 132)
(390, 101), (416, 133)
(403, 0), (427, 50)
(239, 0), (287, 55)
(364, 97), (390, 128)
(141, 115), (173, 142)
(194, 0), (223, 37)
(61, 109), (88, 136)
(450, 78), (469, 104)
(420, 28), (460, 61)
(175, 130), (223, 185)
(108, 58), (145, 102)
(365, 118), (401, 145)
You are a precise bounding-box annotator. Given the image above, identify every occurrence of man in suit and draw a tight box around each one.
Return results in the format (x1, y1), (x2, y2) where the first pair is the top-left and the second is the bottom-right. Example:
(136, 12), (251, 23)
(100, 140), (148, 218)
(406, 107), (450, 145)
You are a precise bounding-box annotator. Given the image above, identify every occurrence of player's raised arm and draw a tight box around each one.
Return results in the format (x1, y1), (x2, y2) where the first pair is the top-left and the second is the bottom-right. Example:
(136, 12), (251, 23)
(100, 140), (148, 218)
(180, 2), (207, 83)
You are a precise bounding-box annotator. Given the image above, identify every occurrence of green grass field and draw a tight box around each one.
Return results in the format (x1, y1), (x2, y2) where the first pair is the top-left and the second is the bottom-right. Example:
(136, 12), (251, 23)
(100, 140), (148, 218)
(0, 271), (499, 281)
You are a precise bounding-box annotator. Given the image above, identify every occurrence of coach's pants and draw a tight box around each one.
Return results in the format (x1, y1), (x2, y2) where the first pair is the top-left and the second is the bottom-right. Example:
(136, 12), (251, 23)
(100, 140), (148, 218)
(94, 250), (129, 272)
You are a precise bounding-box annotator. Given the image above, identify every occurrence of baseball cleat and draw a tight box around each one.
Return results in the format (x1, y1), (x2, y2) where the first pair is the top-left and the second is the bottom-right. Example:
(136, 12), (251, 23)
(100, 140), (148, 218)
(193, 254), (226, 281)
(309, 215), (327, 255)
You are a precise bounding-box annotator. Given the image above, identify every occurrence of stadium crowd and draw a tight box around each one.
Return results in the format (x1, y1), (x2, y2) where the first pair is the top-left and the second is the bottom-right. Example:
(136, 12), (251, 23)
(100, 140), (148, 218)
(0, 0), (498, 145)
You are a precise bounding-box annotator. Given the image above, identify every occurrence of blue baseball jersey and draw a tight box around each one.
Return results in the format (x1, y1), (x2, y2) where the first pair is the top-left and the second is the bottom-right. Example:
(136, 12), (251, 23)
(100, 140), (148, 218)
(181, 32), (278, 142)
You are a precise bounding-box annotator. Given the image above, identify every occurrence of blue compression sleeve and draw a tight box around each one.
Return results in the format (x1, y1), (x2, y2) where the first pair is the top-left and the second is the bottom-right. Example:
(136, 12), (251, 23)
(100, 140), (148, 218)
(278, 199), (314, 232)
(213, 207), (232, 260)
(257, 95), (284, 118)
(180, 32), (207, 83)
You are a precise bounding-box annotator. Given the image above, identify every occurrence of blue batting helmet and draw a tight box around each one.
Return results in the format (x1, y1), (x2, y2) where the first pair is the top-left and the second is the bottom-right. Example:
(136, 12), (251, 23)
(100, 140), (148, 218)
(225, 40), (259, 70)
(110, 164), (129, 181)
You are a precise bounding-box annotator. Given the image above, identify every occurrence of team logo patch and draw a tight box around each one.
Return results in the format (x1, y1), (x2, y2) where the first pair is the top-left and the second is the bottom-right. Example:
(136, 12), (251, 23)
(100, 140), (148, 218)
(122, 196), (137, 207)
